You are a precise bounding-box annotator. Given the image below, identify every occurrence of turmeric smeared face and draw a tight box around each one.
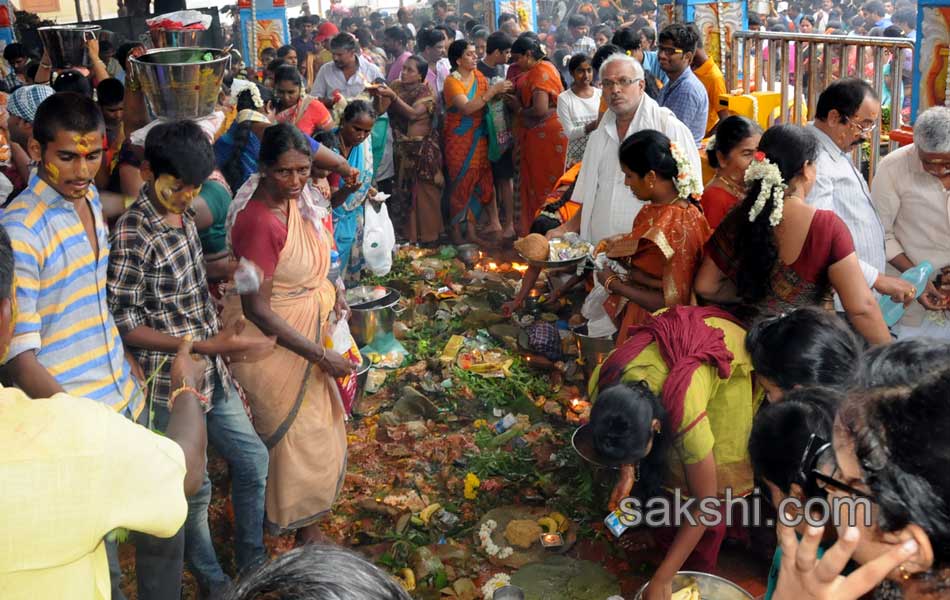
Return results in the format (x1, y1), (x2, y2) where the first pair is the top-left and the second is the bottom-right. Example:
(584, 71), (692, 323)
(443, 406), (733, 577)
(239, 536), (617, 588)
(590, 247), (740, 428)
(32, 129), (104, 200)
(154, 174), (202, 215)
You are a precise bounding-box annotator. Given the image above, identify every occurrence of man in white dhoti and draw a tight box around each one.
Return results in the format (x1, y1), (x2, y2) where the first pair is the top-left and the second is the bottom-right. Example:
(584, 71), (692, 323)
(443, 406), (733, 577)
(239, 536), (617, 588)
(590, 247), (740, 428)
(547, 54), (701, 244)
(872, 106), (950, 339)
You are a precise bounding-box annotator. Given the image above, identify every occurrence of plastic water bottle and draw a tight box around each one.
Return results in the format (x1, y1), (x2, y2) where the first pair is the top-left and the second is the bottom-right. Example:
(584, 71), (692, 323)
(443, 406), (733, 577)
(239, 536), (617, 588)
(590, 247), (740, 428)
(328, 249), (342, 283)
(879, 261), (934, 327)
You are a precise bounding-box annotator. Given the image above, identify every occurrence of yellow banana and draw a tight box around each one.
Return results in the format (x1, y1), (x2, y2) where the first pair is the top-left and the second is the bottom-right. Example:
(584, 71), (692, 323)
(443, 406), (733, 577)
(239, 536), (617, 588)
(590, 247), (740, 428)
(670, 581), (700, 600)
(398, 568), (416, 592)
(536, 517), (559, 534)
(548, 511), (569, 533)
(419, 503), (442, 525)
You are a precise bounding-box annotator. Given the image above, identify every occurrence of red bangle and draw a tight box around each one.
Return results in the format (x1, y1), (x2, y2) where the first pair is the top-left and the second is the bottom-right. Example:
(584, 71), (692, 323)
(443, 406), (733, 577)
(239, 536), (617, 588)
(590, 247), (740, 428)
(168, 385), (211, 413)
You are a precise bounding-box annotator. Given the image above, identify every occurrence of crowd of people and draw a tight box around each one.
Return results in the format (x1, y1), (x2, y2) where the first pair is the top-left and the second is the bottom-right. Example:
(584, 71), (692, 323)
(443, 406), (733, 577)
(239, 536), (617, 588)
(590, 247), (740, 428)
(1, 0), (949, 599)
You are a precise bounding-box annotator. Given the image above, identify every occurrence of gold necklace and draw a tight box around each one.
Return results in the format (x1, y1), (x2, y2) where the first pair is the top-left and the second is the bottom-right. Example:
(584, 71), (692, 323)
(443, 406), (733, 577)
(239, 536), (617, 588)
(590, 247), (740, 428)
(715, 173), (744, 196)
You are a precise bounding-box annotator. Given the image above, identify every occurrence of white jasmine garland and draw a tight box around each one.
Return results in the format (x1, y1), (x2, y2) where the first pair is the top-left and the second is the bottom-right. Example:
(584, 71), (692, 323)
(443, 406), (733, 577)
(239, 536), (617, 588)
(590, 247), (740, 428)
(230, 79), (263, 109)
(744, 155), (786, 227)
(669, 141), (703, 200)
(478, 520), (514, 558)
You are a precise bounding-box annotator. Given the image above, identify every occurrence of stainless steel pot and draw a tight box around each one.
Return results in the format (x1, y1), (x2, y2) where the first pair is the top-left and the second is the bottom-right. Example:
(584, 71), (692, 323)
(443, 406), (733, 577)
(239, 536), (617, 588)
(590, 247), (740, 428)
(129, 47), (230, 120)
(350, 355), (373, 416)
(38, 25), (100, 69)
(347, 286), (401, 347)
(149, 28), (202, 48)
(572, 324), (615, 381)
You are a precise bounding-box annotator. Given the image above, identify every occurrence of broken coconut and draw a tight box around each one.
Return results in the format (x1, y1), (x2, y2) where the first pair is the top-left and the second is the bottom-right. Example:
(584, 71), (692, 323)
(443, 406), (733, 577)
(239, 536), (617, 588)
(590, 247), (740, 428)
(504, 519), (543, 549)
(514, 234), (550, 262)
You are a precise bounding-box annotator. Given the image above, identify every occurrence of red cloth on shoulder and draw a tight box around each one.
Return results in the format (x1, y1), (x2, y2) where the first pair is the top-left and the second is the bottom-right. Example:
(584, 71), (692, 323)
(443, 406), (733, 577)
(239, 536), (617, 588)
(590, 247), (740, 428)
(230, 199), (288, 278)
(597, 305), (745, 432)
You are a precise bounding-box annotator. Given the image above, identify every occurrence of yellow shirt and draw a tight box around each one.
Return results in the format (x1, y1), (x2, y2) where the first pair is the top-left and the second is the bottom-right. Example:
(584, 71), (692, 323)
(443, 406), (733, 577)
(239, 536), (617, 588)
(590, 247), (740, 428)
(692, 58), (727, 136)
(0, 388), (187, 599)
(591, 316), (762, 497)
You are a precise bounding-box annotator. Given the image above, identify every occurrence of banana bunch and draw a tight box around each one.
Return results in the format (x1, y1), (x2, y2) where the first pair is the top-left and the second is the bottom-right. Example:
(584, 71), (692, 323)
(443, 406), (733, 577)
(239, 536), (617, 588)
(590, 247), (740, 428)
(536, 511), (569, 533)
(670, 580), (701, 600)
(419, 503), (442, 526)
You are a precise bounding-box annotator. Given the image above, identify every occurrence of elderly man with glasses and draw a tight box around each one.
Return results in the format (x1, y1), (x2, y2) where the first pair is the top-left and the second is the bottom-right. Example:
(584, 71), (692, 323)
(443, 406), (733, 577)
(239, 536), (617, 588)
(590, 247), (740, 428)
(807, 78), (915, 315)
(546, 53), (700, 246)
(872, 106), (950, 339)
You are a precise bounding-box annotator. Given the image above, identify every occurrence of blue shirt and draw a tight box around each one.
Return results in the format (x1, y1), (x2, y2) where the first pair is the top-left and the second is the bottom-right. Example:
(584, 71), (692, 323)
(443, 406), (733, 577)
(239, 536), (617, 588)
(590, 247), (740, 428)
(1, 174), (144, 417)
(641, 51), (669, 85)
(658, 66), (708, 146)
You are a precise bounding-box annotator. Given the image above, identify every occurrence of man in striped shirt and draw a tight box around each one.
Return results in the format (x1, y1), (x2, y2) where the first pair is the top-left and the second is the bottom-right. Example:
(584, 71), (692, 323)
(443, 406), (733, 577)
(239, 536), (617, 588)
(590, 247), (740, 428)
(0, 92), (183, 600)
(806, 78), (916, 310)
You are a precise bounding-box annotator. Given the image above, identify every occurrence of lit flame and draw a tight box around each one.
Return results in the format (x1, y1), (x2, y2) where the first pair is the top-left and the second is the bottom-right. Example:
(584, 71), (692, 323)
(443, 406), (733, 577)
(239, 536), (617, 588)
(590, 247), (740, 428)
(512, 262), (529, 274)
(487, 261), (498, 271)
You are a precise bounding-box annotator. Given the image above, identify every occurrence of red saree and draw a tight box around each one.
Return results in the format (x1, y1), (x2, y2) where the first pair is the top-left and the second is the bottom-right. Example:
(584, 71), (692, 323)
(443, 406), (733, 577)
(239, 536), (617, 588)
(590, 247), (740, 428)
(517, 61), (568, 236)
(600, 202), (712, 344)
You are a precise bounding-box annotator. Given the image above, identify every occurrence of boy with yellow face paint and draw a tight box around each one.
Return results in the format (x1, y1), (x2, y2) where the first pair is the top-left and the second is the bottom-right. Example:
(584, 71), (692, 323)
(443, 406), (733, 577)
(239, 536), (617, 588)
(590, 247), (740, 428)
(107, 120), (275, 596)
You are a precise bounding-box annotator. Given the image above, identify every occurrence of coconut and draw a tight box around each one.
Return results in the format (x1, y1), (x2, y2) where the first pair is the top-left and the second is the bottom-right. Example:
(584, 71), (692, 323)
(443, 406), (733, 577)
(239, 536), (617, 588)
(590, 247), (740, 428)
(514, 234), (550, 262)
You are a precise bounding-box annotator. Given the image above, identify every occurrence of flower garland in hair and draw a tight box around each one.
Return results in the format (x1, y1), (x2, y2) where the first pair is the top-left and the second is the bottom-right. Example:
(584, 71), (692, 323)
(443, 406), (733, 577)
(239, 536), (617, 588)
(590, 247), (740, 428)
(744, 151), (786, 227)
(669, 141), (703, 200)
(230, 79), (264, 109)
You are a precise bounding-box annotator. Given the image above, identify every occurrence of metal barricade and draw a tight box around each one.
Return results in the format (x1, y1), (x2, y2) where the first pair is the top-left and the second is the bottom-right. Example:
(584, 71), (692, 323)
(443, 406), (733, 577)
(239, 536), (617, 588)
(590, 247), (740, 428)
(727, 30), (914, 180)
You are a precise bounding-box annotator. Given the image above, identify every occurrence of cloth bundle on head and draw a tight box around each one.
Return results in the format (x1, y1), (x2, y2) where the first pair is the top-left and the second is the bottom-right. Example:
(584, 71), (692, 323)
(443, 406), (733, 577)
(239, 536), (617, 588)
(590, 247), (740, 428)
(129, 111), (226, 147)
(316, 22), (339, 43)
(8, 85), (55, 123)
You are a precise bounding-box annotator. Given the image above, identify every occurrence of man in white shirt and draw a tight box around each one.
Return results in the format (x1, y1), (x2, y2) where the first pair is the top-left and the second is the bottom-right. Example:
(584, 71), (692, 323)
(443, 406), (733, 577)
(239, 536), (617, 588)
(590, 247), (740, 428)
(806, 77), (913, 308)
(311, 32), (384, 104)
(872, 106), (950, 338)
(548, 54), (701, 244)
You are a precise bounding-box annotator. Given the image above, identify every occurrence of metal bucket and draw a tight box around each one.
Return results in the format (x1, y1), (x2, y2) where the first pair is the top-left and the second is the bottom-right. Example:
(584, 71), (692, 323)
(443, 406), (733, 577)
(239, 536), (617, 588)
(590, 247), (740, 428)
(149, 28), (202, 48)
(634, 572), (753, 600)
(350, 355), (373, 416)
(129, 47), (230, 120)
(38, 25), (100, 69)
(347, 286), (401, 348)
(492, 586), (525, 600)
(572, 324), (615, 381)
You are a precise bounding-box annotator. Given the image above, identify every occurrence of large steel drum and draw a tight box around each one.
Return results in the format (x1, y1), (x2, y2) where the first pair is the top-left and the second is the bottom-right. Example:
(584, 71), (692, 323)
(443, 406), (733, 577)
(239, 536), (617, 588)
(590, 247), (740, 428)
(129, 47), (230, 120)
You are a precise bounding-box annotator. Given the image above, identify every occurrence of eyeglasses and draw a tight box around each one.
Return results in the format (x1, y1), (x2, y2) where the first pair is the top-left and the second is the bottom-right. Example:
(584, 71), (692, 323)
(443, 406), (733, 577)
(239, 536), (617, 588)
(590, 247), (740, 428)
(601, 77), (641, 89)
(798, 434), (874, 501)
(846, 116), (878, 135)
(657, 45), (686, 56)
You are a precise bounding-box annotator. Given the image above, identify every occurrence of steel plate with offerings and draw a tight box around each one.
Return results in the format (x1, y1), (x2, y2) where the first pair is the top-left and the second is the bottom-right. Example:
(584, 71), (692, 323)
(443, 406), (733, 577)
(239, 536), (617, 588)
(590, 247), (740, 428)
(515, 233), (592, 269)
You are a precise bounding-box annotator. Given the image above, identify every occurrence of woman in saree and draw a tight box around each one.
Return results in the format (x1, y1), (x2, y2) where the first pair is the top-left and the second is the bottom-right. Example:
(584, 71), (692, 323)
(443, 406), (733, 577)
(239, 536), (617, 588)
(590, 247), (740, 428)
(579, 305), (761, 600)
(225, 123), (355, 542)
(373, 55), (445, 245)
(693, 125), (892, 345)
(511, 35), (568, 236)
(595, 130), (711, 344)
(443, 39), (513, 245)
(327, 100), (378, 284)
(701, 116), (761, 230)
(273, 65), (333, 138)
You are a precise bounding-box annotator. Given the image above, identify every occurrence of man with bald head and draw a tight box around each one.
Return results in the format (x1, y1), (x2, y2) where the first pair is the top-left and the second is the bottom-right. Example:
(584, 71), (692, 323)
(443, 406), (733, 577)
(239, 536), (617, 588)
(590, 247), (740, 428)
(548, 54), (701, 243)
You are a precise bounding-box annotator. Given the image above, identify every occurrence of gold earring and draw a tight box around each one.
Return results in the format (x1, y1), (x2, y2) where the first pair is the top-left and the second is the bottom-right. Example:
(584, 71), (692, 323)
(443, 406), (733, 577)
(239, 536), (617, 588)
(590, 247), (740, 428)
(899, 565), (912, 580)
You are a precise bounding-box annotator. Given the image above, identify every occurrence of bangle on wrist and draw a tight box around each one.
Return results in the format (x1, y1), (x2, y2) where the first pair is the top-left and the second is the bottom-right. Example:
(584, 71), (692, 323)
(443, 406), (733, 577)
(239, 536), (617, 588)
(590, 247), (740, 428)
(168, 385), (211, 413)
(40, 62), (52, 69)
(603, 274), (621, 292)
(314, 346), (327, 363)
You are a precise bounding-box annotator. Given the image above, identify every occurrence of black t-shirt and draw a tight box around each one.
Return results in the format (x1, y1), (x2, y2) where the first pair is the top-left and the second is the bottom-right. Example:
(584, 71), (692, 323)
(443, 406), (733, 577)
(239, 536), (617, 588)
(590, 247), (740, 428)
(477, 60), (503, 81)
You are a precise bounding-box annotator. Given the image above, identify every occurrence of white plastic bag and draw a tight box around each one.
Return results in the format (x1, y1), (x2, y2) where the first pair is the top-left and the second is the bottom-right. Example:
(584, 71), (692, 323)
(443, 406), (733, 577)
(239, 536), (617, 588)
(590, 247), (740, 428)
(581, 283), (617, 338)
(147, 10), (213, 30)
(362, 201), (395, 276)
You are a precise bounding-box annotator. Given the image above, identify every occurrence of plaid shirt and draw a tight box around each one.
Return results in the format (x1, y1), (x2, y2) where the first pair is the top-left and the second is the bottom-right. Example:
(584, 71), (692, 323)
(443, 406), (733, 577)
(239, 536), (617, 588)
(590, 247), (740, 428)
(107, 188), (231, 406)
(0, 70), (21, 93)
(657, 66), (709, 146)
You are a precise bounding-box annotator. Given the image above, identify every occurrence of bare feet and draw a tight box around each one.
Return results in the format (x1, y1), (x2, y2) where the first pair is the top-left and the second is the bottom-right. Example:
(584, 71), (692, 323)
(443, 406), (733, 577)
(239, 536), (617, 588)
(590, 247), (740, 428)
(296, 522), (332, 546)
